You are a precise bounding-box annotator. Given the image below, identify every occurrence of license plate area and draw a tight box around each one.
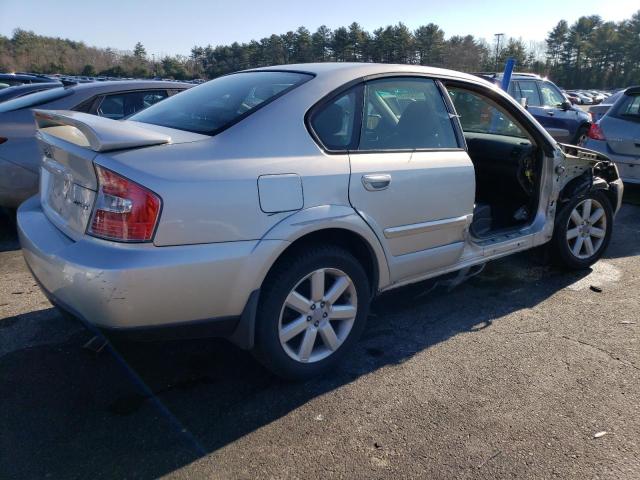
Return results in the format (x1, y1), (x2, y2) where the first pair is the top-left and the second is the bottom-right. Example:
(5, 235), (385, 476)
(40, 159), (95, 239)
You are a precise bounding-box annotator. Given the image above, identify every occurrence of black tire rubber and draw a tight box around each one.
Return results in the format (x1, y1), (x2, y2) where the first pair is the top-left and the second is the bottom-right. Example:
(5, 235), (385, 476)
(253, 245), (370, 381)
(572, 124), (589, 146)
(551, 190), (613, 270)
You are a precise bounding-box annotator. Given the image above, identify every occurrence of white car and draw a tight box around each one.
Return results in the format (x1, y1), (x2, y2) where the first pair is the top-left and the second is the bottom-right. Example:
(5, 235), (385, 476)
(18, 63), (623, 379)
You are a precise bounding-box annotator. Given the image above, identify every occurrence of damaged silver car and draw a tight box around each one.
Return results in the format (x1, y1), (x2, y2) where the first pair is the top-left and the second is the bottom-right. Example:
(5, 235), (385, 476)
(18, 63), (623, 379)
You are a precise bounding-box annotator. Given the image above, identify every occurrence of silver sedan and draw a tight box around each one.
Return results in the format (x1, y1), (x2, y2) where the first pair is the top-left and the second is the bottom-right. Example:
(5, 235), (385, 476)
(18, 63), (623, 379)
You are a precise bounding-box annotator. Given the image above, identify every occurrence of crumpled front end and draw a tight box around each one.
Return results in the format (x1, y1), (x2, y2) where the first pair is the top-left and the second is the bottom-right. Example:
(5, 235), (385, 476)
(557, 143), (623, 215)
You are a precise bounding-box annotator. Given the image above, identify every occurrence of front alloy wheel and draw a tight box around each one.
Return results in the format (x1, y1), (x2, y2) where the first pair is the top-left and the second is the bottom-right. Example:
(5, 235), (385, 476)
(565, 198), (607, 259)
(552, 190), (613, 269)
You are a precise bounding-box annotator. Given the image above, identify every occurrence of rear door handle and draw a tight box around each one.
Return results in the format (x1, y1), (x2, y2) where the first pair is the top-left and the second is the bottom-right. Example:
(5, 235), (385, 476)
(362, 174), (391, 191)
(546, 111), (555, 116)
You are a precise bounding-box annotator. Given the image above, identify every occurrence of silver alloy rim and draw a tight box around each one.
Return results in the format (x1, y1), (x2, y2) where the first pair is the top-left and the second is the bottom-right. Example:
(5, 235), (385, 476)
(566, 198), (607, 259)
(278, 268), (358, 363)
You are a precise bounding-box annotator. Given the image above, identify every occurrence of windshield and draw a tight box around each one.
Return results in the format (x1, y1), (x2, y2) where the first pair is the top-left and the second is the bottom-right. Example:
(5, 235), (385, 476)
(0, 87), (72, 113)
(539, 82), (566, 107)
(130, 71), (313, 135)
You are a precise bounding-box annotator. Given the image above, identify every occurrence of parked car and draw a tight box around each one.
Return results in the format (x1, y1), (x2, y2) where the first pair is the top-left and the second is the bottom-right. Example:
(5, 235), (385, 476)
(582, 86), (640, 184)
(478, 73), (592, 144)
(17, 63), (623, 380)
(587, 91), (606, 104)
(0, 73), (57, 86)
(563, 91), (581, 105)
(0, 80), (191, 208)
(588, 90), (625, 122)
(0, 81), (64, 103)
(572, 91), (595, 105)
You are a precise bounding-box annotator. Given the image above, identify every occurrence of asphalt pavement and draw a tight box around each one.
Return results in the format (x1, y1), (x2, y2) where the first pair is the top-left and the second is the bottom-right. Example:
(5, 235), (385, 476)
(1, 187), (639, 479)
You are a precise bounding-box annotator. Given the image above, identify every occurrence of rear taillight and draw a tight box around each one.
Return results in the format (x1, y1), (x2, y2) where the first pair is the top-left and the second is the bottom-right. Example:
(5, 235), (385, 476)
(88, 165), (161, 242)
(587, 123), (606, 141)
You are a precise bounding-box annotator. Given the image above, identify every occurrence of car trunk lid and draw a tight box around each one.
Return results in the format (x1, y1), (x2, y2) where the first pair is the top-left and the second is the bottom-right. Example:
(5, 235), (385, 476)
(33, 109), (204, 240)
(600, 116), (640, 157)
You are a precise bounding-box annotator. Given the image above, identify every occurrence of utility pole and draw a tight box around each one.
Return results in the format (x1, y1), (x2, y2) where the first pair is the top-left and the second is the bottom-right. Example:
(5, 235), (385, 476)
(494, 33), (505, 72)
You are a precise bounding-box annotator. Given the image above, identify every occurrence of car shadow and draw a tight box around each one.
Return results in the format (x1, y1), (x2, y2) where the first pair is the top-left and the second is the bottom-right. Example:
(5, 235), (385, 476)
(0, 251), (599, 479)
(0, 199), (638, 478)
(0, 208), (19, 253)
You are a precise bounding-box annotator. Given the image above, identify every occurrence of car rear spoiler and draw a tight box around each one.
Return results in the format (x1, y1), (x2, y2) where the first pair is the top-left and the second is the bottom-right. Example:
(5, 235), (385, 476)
(33, 109), (171, 152)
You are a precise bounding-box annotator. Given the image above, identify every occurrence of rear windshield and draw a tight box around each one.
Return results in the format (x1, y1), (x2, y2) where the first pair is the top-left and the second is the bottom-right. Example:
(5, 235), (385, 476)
(612, 93), (640, 122)
(129, 71), (312, 135)
(0, 87), (72, 113)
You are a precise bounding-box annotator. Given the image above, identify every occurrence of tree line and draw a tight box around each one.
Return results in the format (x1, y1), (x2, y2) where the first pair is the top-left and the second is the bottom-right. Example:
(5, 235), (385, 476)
(1, 10), (638, 88)
(545, 12), (640, 88)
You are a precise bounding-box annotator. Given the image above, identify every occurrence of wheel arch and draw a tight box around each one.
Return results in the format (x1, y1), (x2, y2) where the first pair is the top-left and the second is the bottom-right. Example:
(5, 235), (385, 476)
(258, 205), (390, 295)
(558, 167), (617, 212)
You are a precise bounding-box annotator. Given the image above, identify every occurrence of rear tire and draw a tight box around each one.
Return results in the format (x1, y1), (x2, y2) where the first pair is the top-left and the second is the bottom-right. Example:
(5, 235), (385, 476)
(253, 245), (370, 380)
(572, 124), (589, 146)
(551, 190), (613, 269)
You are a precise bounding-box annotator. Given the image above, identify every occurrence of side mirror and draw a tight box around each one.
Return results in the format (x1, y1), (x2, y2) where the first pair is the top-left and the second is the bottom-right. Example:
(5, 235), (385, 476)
(519, 97), (528, 109)
(560, 100), (572, 111)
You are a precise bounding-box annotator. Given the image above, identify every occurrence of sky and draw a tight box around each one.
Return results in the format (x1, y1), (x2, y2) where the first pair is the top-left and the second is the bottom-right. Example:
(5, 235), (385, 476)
(1, 0), (638, 57)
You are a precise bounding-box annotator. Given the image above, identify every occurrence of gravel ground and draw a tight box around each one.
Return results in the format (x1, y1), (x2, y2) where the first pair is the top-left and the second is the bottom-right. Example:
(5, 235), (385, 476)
(1, 186), (639, 479)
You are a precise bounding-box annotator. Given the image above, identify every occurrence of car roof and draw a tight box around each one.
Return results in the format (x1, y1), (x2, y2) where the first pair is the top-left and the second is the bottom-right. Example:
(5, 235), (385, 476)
(250, 62), (491, 85)
(0, 73), (57, 83)
(0, 82), (62, 101)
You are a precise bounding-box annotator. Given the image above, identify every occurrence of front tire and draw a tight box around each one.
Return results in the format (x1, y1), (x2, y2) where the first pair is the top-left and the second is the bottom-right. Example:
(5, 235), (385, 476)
(253, 245), (370, 380)
(551, 190), (613, 269)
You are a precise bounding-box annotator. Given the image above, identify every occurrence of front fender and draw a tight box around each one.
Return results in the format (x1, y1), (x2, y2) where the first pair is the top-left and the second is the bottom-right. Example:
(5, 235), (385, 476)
(557, 143), (623, 214)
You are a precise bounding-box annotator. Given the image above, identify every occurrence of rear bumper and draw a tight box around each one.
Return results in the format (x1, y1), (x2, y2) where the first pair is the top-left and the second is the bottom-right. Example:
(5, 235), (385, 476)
(583, 139), (640, 184)
(17, 196), (284, 344)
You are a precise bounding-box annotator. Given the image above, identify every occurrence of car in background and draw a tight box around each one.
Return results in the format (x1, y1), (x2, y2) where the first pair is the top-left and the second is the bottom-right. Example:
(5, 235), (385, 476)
(587, 91), (606, 104)
(0, 73), (57, 86)
(0, 80), (191, 208)
(0, 81), (64, 103)
(478, 73), (592, 144)
(563, 91), (581, 105)
(583, 86), (640, 184)
(588, 90), (625, 122)
(571, 91), (595, 105)
(519, 79), (593, 143)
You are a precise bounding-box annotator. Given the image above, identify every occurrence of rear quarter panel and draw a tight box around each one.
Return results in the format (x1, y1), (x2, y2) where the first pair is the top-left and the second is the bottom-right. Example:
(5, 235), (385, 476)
(99, 84), (352, 246)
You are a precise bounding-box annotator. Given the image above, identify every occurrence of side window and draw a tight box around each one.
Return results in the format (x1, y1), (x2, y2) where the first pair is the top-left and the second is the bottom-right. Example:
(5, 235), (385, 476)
(447, 87), (528, 139)
(516, 80), (541, 107)
(142, 91), (168, 109)
(359, 77), (458, 150)
(310, 89), (358, 151)
(539, 82), (565, 107)
(508, 81), (521, 99)
(97, 90), (168, 119)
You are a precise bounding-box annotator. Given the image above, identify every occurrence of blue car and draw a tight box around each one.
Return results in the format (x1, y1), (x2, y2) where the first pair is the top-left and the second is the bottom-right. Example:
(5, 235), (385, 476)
(477, 73), (592, 145)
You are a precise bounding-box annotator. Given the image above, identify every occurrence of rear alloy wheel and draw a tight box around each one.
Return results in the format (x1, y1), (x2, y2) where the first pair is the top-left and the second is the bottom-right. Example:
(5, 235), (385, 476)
(279, 268), (358, 363)
(254, 246), (370, 380)
(552, 191), (613, 269)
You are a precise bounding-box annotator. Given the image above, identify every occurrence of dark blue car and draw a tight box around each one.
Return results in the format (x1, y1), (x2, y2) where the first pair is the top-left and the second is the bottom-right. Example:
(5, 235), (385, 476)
(477, 73), (592, 145)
